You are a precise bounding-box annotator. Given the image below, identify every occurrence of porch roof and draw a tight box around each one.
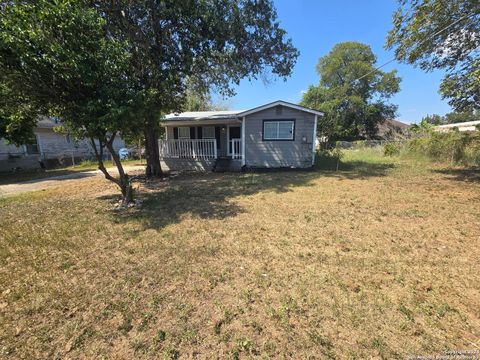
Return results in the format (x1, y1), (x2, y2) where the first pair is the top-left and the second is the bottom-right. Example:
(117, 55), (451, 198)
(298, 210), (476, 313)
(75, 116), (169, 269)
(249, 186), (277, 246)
(164, 110), (244, 121)
(162, 100), (324, 126)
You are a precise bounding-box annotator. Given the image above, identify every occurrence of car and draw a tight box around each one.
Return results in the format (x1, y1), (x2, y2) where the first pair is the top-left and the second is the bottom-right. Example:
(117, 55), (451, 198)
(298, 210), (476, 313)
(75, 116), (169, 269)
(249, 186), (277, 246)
(118, 148), (130, 160)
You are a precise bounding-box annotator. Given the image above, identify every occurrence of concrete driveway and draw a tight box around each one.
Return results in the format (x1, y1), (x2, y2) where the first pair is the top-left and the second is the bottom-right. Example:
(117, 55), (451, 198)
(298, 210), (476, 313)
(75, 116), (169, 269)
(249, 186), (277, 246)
(0, 165), (144, 197)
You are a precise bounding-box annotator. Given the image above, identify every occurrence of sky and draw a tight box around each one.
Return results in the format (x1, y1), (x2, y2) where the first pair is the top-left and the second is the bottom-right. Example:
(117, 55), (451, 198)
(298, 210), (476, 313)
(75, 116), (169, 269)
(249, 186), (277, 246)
(225, 0), (453, 124)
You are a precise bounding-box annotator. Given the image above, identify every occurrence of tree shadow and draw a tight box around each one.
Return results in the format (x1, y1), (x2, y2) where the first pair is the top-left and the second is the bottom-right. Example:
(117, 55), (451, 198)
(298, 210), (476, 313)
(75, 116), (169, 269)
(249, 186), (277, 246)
(433, 167), (480, 183)
(106, 159), (396, 230)
(0, 170), (96, 186)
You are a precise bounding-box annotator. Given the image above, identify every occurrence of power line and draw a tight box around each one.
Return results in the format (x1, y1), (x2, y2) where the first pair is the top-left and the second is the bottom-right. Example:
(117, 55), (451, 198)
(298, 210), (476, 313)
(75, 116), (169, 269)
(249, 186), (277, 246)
(353, 12), (478, 83)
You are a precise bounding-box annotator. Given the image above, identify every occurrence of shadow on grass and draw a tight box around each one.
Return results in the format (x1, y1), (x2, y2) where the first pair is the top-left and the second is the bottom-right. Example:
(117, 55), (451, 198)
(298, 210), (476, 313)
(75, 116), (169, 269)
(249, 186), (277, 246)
(433, 167), (480, 183)
(106, 158), (396, 231)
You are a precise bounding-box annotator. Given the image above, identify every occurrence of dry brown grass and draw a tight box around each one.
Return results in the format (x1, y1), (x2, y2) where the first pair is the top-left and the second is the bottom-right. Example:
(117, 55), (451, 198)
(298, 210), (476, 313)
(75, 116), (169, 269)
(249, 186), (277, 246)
(1, 150), (479, 359)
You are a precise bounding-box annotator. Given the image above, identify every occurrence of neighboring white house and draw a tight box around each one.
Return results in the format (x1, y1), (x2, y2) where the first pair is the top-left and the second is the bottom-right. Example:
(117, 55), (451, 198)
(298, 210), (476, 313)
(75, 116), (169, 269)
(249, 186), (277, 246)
(435, 120), (480, 133)
(0, 117), (125, 172)
(159, 100), (323, 172)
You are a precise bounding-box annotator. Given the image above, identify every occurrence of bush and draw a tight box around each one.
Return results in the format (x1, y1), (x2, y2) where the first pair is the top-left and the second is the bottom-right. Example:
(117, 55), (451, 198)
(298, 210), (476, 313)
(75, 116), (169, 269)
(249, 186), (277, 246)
(405, 132), (480, 166)
(315, 147), (343, 170)
(383, 143), (401, 156)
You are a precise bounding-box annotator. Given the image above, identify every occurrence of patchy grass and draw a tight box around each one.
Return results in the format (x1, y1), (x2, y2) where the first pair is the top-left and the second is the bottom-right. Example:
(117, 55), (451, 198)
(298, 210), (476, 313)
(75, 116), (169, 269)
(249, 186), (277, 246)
(0, 150), (479, 358)
(0, 159), (144, 185)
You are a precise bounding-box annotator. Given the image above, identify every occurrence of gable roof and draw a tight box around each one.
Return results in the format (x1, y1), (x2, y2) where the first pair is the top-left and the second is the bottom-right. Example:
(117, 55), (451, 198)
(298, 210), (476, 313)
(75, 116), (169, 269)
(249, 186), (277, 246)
(237, 100), (324, 117)
(163, 100), (324, 122)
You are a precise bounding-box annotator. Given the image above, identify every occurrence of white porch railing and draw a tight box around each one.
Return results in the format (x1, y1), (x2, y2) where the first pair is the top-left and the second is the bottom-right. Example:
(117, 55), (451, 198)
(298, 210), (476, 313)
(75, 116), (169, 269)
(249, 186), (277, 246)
(230, 139), (242, 159)
(159, 139), (217, 159)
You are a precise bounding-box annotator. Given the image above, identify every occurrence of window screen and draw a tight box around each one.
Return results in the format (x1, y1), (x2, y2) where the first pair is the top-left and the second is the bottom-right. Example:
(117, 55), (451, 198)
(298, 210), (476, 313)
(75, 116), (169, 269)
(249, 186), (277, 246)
(202, 126), (215, 139)
(178, 127), (190, 139)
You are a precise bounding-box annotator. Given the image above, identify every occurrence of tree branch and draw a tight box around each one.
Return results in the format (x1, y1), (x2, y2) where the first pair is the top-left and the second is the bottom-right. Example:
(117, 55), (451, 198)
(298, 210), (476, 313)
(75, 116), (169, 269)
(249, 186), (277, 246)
(90, 137), (120, 187)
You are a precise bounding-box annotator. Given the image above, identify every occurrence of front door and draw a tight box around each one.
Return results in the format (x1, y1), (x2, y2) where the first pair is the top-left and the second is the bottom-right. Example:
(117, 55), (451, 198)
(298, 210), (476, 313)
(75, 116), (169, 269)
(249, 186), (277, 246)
(228, 126), (241, 156)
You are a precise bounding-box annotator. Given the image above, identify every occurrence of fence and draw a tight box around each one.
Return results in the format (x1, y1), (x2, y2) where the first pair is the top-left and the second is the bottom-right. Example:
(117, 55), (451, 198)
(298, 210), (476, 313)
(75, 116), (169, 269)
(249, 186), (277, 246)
(320, 140), (406, 150)
(0, 149), (116, 172)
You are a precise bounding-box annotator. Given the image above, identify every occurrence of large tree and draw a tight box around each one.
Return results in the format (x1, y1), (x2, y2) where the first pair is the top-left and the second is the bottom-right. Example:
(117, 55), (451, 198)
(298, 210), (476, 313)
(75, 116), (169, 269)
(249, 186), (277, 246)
(301, 42), (401, 141)
(0, 0), (137, 203)
(386, 0), (480, 111)
(93, 0), (299, 176)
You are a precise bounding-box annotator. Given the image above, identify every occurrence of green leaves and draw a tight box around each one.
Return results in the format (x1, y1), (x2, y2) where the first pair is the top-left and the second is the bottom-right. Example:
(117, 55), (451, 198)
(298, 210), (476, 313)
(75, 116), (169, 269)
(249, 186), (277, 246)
(301, 42), (401, 141)
(386, 0), (480, 111)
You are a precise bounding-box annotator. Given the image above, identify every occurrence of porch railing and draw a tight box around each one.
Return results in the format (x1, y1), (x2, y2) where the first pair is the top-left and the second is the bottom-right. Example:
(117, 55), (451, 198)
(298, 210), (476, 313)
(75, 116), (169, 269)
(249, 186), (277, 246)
(230, 139), (242, 159)
(159, 139), (217, 159)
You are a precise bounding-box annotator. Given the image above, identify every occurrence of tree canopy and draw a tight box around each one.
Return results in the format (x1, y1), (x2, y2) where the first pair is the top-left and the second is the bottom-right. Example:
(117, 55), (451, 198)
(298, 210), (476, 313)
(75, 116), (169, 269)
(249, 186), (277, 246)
(91, 0), (299, 176)
(0, 0), (137, 202)
(301, 42), (401, 141)
(0, 0), (298, 201)
(422, 110), (480, 125)
(386, 0), (480, 111)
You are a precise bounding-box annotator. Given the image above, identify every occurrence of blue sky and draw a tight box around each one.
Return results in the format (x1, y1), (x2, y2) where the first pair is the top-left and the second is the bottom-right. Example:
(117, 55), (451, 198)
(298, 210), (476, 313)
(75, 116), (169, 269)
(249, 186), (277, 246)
(226, 0), (453, 124)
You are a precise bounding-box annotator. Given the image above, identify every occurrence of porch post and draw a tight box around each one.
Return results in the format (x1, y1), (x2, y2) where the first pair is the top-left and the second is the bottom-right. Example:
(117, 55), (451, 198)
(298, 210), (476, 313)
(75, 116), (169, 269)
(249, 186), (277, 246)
(241, 116), (246, 166)
(214, 139), (218, 159)
(312, 115), (318, 166)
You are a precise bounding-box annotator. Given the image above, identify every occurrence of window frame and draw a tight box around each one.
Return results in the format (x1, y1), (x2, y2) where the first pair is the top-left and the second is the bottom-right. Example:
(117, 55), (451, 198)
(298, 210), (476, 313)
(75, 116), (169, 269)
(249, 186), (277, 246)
(262, 119), (295, 141)
(178, 127), (190, 139)
(202, 126), (215, 139)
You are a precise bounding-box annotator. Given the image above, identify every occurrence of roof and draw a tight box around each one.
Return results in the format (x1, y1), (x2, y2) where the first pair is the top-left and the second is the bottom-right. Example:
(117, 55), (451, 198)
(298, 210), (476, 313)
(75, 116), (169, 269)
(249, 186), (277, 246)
(165, 110), (243, 121)
(377, 119), (411, 140)
(237, 100), (324, 117)
(436, 120), (480, 129)
(163, 100), (324, 122)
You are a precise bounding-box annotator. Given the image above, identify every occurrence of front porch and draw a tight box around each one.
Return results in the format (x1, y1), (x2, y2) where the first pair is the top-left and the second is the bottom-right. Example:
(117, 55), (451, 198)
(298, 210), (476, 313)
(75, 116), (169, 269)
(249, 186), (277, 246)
(158, 122), (244, 172)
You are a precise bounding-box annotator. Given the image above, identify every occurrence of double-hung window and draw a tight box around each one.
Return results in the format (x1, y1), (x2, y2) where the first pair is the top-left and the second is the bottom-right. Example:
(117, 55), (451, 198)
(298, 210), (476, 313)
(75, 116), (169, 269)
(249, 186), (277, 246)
(263, 120), (295, 140)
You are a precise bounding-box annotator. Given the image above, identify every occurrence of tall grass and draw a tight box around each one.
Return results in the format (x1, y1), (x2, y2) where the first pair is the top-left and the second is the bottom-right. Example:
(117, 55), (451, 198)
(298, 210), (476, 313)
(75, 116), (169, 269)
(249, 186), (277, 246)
(399, 132), (480, 166)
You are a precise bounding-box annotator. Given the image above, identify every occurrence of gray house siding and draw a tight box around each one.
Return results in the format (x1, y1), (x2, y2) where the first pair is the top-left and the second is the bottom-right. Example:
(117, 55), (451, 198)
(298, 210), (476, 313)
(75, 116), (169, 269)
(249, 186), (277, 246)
(1, 127), (125, 171)
(244, 106), (315, 168)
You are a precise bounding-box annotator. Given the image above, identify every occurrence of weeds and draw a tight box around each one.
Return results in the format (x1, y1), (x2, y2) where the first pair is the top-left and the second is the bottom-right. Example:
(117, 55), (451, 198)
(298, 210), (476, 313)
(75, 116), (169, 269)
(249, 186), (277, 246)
(0, 149), (478, 358)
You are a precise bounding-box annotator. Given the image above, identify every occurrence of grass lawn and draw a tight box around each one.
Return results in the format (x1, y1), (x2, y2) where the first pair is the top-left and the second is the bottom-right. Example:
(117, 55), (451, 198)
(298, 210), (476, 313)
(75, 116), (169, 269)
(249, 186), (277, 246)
(0, 149), (479, 358)
(0, 159), (144, 185)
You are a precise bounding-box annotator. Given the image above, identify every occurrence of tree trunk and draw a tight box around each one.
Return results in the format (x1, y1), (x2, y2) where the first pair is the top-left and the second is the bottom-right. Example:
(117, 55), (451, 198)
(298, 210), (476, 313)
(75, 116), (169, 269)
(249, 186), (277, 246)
(91, 136), (134, 205)
(144, 126), (162, 177)
(104, 136), (134, 205)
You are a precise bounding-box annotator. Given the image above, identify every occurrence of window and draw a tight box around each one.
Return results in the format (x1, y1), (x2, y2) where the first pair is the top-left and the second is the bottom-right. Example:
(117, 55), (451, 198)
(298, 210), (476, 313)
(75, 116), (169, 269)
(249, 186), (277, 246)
(25, 135), (39, 154)
(178, 127), (190, 139)
(202, 126), (215, 139)
(263, 120), (295, 140)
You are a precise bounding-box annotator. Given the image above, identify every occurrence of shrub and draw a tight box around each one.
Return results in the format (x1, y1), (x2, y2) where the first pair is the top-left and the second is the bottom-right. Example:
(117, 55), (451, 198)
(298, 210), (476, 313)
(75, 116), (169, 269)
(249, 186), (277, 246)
(315, 147), (343, 170)
(383, 143), (401, 156)
(404, 131), (480, 166)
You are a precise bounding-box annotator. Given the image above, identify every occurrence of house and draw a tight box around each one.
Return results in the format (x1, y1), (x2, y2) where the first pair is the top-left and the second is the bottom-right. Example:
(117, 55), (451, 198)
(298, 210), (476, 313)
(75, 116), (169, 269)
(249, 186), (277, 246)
(160, 100), (323, 172)
(435, 120), (480, 133)
(0, 117), (125, 172)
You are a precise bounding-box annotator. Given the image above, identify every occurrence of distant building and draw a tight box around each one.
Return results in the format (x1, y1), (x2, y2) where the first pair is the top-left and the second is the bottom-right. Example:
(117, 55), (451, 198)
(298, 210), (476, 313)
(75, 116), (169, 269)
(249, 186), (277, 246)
(0, 117), (125, 172)
(377, 119), (410, 140)
(435, 120), (480, 133)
